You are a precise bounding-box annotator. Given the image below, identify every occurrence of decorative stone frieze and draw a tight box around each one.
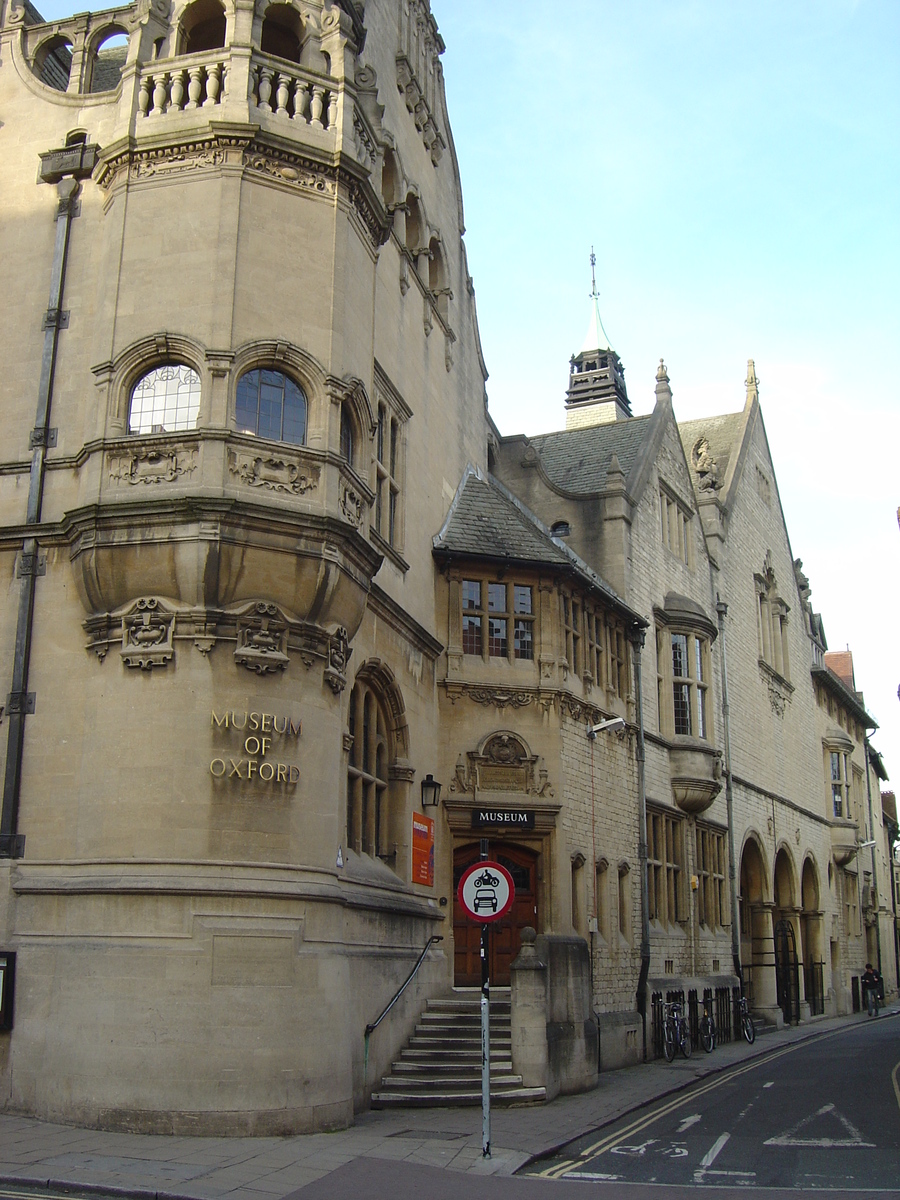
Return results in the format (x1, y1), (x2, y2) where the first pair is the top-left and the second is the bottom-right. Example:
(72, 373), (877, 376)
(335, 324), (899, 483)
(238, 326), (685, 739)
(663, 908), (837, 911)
(108, 444), (198, 486)
(449, 731), (554, 798)
(227, 447), (319, 496)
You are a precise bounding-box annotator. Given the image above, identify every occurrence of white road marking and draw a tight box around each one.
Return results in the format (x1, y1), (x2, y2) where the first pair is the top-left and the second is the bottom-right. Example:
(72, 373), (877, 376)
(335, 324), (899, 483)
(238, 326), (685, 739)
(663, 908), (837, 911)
(700, 1132), (731, 1168)
(562, 1172), (622, 1181)
(610, 1139), (657, 1157)
(765, 1103), (875, 1148)
(676, 1113), (702, 1133)
(763, 1080), (774, 1088)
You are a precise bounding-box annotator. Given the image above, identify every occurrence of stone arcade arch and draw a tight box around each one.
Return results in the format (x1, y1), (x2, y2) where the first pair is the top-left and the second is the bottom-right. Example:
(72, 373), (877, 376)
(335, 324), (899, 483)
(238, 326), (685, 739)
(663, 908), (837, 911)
(773, 845), (800, 1024)
(739, 834), (779, 1020)
(800, 855), (825, 1014)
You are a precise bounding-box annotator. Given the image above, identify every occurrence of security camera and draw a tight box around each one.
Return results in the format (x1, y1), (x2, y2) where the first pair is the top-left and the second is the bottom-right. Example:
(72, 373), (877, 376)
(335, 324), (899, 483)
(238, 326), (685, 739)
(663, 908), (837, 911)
(587, 716), (625, 739)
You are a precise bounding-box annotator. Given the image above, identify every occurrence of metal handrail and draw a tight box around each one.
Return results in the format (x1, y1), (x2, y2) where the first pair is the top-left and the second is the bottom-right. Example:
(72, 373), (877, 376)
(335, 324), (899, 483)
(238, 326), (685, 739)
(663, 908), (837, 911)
(365, 935), (443, 1037)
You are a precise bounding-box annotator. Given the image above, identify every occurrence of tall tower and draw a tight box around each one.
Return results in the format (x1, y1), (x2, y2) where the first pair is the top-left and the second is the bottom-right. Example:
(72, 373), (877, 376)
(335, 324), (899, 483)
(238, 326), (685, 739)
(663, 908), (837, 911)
(0, 0), (487, 1135)
(565, 250), (631, 428)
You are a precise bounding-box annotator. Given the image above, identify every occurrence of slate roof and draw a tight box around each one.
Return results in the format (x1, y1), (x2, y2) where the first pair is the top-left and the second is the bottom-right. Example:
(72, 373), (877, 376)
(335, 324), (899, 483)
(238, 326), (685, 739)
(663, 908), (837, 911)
(811, 664), (877, 731)
(678, 411), (745, 491)
(434, 470), (570, 566)
(522, 416), (653, 495)
(433, 467), (645, 625)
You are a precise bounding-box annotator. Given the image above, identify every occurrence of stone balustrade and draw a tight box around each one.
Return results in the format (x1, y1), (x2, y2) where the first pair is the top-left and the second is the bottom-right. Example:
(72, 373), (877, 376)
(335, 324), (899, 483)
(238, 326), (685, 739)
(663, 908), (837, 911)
(249, 56), (337, 129)
(138, 54), (227, 116)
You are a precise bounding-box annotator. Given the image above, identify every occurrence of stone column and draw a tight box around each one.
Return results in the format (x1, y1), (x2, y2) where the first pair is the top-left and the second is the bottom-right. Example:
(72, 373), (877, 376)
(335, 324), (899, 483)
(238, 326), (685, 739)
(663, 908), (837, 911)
(751, 900), (782, 1026)
(510, 927), (553, 1098)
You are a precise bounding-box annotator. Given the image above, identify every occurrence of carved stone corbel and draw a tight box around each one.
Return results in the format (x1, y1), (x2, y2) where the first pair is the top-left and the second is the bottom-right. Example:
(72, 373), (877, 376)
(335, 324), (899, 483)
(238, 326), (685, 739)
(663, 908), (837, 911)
(120, 598), (174, 670)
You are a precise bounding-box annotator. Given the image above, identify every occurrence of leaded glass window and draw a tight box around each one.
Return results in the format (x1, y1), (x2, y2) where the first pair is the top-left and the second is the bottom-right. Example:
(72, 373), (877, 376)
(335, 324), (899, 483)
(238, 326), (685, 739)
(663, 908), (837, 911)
(129, 364), (201, 434)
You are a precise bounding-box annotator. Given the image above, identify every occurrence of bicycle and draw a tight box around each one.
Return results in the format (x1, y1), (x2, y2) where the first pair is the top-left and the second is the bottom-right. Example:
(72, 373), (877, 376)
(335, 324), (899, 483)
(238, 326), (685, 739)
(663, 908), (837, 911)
(661, 1000), (692, 1061)
(866, 984), (879, 1017)
(699, 995), (717, 1053)
(737, 994), (756, 1044)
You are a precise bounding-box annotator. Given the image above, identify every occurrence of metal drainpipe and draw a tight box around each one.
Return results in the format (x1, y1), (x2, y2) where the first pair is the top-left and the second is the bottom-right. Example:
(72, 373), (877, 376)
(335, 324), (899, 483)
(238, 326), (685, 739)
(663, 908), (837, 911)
(1, 173), (82, 858)
(863, 734), (882, 981)
(716, 598), (742, 985)
(630, 626), (651, 1061)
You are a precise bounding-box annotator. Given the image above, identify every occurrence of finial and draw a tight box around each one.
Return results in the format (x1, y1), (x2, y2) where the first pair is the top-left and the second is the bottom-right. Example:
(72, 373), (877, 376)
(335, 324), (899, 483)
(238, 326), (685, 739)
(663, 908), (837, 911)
(590, 247), (598, 300)
(745, 358), (758, 405)
(656, 358), (668, 382)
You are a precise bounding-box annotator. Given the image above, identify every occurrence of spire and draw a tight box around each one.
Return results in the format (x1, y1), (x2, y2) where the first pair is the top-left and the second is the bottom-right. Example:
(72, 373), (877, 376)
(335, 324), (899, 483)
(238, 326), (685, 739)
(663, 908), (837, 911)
(565, 249), (630, 429)
(581, 248), (612, 354)
(745, 359), (758, 407)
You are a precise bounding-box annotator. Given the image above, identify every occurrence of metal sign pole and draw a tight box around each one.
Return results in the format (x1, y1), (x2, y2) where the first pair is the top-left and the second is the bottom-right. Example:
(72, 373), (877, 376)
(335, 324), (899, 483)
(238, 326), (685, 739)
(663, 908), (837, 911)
(480, 837), (491, 1158)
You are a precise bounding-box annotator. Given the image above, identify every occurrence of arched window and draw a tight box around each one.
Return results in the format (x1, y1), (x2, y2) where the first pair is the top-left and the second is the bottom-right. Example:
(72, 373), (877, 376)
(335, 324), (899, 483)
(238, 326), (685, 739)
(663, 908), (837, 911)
(179, 0), (226, 55)
(89, 29), (128, 92)
(129, 364), (201, 434)
(235, 368), (307, 445)
(347, 680), (390, 859)
(260, 3), (302, 61)
(340, 404), (353, 464)
(35, 36), (73, 91)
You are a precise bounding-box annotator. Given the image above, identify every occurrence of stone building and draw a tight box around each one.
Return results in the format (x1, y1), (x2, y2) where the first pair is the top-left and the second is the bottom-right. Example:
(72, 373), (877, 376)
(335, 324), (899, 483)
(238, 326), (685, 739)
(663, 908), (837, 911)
(0, 0), (892, 1136)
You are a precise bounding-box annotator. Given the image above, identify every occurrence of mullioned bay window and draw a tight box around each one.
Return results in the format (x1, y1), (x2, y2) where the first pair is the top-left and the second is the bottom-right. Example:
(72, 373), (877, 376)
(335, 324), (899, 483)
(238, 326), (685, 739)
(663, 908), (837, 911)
(462, 579), (535, 663)
(823, 729), (854, 820)
(654, 593), (717, 740)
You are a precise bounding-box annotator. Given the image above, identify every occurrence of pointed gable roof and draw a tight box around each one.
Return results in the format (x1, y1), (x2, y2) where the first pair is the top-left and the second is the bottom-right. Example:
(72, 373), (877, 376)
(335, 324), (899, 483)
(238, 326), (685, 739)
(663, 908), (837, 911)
(433, 466), (645, 626)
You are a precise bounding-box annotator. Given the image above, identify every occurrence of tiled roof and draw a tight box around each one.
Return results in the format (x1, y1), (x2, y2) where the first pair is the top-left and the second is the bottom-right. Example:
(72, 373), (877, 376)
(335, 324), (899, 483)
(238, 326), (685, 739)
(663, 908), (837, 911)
(433, 468), (645, 624)
(523, 417), (653, 494)
(434, 470), (571, 566)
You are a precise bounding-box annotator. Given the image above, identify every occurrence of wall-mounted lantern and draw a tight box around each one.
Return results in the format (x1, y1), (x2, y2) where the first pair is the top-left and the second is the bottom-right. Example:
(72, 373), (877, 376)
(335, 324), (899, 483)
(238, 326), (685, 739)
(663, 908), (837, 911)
(420, 774), (442, 809)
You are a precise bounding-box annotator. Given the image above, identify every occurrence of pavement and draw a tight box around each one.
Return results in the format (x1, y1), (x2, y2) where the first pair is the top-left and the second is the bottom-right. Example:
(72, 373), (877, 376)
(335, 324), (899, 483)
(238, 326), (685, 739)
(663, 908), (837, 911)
(0, 1009), (890, 1200)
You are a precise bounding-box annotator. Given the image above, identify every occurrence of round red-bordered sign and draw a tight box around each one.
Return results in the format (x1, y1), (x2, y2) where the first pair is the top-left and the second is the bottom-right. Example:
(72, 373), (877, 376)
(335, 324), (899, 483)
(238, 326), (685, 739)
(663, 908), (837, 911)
(457, 860), (515, 923)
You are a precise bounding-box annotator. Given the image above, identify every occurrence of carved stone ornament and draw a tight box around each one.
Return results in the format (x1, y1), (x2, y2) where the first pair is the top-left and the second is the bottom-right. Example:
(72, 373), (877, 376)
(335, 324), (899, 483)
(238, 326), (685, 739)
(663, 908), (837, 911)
(243, 151), (336, 196)
(233, 602), (289, 675)
(340, 479), (364, 527)
(691, 436), (721, 491)
(450, 731), (554, 798)
(132, 147), (225, 180)
(227, 447), (319, 496)
(323, 626), (351, 694)
(120, 598), (174, 670)
(108, 445), (197, 486)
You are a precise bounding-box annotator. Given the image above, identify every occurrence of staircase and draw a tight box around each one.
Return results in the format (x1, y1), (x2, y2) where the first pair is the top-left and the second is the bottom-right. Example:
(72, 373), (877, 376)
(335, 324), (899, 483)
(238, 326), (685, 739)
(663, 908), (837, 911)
(370, 988), (546, 1108)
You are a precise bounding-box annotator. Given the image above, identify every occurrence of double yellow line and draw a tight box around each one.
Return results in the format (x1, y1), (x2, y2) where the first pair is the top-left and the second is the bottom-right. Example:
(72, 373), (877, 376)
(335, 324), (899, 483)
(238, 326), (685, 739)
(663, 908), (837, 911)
(535, 1041), (811, 1180)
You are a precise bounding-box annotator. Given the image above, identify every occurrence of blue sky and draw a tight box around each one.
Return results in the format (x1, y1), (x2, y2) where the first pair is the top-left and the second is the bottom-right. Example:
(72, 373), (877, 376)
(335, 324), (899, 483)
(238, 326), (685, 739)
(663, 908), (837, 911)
(27, 0), (900, 781)
(434, 0), (900, 782)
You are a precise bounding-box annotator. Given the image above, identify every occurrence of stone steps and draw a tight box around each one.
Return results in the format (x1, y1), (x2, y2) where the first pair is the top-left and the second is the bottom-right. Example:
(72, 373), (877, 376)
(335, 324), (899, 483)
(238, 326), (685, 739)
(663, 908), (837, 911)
(370, 989), (546, 1109)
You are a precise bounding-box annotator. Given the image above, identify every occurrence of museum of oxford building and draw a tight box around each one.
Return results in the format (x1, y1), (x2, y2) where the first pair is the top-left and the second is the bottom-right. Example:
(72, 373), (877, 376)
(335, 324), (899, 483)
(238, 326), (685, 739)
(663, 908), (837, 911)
(0, 0), (893, 1135)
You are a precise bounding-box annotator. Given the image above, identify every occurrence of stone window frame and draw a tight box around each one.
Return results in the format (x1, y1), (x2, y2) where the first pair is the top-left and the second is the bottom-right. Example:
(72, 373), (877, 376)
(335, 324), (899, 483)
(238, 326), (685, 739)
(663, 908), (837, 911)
(823, 729), (853, 819)
(560, 590), (583, 677)
(647, 806), (685, 928)
(345, 662), (411, 871)
(659, 483), (692, 567)
(696, 823), (727, 929)
(617, 860), (632, 944)
(654, 595), (717, 742)
(461, 576), (536, 664)
(229, 341), (330, 450)
(371, 364), (412, 559)
(755, 555), (791, 683)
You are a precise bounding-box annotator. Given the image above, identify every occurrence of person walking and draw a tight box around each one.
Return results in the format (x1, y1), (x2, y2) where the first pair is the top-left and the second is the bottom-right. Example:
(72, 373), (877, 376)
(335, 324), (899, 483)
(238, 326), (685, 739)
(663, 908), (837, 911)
(862, 963), (881, 1016)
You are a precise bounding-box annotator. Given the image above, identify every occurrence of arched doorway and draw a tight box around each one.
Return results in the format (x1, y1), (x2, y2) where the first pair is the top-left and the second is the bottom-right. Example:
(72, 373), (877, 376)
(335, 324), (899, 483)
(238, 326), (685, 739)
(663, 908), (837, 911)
(773, 847), (800, 1024)
(800, 857), (824, 1015)
(453, 842), (539, 986)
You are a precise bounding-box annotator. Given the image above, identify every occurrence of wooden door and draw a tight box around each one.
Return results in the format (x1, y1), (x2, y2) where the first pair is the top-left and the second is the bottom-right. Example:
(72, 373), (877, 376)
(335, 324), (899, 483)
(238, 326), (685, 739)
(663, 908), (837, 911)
(453, 842), (539, 986)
